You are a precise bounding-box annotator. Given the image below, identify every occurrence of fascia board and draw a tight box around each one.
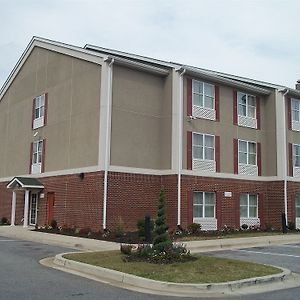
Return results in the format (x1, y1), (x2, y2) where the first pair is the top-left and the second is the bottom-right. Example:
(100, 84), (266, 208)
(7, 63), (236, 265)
(185, 67), (271, 96)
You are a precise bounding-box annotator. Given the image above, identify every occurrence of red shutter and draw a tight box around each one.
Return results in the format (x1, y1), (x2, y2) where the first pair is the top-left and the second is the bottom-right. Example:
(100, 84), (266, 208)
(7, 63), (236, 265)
(258, 193), (264, 229)
(31, 98), (36, 129)
(187, 78), (192, 116)
(215, 135), (221, 172)
(257, 142), (262, 176)
(289, 143), (293, 177)
(236, 193), (240, 228)
(44, 93), (48, 126)
(233, 138), (238, 174)
(256, 96), (261, 130)
(215, 86), (220, 121)
(187, 191), (193, 225)
(233, 90), (238, 125)
(287, 97), (292, 130)
(29, 142), (33, 174)
(216, 192), (222, 229)
(41, 139), (46, 173)
(187, 131), (192, 170)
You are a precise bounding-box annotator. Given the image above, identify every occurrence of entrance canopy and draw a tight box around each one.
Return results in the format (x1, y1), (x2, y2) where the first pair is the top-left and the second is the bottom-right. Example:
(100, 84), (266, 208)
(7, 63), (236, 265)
(7, 177), (44, 190)
(6, 177), (44, 227)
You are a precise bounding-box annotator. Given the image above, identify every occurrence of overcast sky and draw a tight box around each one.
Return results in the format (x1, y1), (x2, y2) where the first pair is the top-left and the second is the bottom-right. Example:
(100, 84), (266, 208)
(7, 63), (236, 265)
(0, 0), (299, 89)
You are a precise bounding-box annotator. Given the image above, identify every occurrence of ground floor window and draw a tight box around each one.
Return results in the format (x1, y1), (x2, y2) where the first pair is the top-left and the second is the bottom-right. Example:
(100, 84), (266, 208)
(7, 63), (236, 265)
(240, 193), (258, 218)
(296, 196), (300, 218)
(193, 192), (217, 231)
(193, 192), (215, 218)
(29, 193), (38, 225)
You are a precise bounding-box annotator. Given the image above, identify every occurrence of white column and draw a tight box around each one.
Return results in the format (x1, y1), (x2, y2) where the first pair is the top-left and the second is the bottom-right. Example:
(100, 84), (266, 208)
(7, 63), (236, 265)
(10, 191), (16, 226)
(23, 190), (30, 228)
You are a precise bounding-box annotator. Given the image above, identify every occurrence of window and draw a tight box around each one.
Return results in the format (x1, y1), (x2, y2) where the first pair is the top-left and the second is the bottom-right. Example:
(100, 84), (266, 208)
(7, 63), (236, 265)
(193, 192), (215, 218)
(238, 92), (256, 118)
(296, 196), (300, 218)
(292, 98), (300, 123)
(240, 194), (258, 218)
(293, 144), (300, 167)
(33, 94), (46, 129)
(192, 80), (215, 109)
(193, 133), (214, 161)
(239, 140), (256, 165)
(31, 140), (43, 174)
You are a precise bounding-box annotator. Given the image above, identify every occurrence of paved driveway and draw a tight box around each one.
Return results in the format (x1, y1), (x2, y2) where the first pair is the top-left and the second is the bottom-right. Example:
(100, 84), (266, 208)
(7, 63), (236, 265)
(203, 243), (300, 300)
(0, 236), (177, 300)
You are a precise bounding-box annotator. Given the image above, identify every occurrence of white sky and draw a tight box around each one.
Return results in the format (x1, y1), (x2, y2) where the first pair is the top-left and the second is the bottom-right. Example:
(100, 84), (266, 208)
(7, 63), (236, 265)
(0, 0), (299, 88)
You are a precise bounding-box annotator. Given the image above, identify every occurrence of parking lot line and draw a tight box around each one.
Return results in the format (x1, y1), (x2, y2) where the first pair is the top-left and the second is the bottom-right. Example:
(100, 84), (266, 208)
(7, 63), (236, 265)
(0, 239), (18, 242)
(232, 249), (300, 258)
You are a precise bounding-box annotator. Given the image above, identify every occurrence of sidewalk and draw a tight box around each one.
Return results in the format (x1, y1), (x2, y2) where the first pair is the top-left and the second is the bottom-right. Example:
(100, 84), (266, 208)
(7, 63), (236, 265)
(0, 226), (300, 253)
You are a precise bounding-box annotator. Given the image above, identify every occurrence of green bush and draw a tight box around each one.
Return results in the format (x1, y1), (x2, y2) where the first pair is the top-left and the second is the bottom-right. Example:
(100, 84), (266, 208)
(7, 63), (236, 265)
(137, 218), (154, 241)
(187, 223), (202, 234)
(152, 189), (172, 252)
(50, 219), (57, 229)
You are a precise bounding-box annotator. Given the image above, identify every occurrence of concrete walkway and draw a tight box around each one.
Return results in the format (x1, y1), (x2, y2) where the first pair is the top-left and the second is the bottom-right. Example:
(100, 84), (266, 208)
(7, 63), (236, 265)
(0, 226), (299, 253)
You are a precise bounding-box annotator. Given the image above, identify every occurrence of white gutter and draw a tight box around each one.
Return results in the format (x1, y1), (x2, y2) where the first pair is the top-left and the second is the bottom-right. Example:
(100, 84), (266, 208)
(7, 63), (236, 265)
(177, 68), (186, 225)
(102, 58), (114, 229)
(282, 89), (289, 226)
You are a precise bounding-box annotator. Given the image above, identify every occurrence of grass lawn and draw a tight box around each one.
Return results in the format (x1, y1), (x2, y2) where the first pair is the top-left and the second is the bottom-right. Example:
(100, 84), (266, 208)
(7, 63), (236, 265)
(64, 251), (280, 283)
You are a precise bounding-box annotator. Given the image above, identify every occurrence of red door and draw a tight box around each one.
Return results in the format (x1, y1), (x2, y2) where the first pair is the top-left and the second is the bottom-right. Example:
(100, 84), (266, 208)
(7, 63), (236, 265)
(47, 193), (55, 224)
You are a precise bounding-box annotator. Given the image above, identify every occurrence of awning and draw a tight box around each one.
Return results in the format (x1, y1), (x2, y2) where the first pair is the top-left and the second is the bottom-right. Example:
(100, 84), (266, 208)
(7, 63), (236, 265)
(6, 177), (44, 189)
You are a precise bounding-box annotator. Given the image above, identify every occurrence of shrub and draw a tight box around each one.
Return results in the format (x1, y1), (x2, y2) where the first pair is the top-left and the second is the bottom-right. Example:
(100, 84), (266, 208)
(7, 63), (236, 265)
(241, 224), (248, 230)
(288, 222), (296, 230)
(50, 219), (57, 229)
(120, 244), (134, 255)
(114, 217), (125, 238)
(152, 189), (172, 252)
(265, 223), (274, 232)
(187, 223), (202, 235)
(137, 218), (154, 241)
(79, 228), (91, 235)
(1, 217), (8, 225)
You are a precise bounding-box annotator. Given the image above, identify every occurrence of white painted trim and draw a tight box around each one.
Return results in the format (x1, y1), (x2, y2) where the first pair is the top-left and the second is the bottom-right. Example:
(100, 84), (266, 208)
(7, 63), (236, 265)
(0, 37), (106, 101)
(108, 165), (174, 176)
(0, 165), (101, 183)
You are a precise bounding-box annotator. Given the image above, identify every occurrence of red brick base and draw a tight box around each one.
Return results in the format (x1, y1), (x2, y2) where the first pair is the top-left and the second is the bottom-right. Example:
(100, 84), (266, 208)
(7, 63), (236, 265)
(0, 171), (299, 232)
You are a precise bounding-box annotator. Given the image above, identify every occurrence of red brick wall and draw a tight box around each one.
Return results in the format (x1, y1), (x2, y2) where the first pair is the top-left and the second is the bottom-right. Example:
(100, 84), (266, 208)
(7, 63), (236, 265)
(0, 171), (295, 232)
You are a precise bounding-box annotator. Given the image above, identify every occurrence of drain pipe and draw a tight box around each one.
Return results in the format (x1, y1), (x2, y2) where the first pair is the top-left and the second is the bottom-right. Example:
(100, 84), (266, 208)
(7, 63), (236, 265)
(103, 58), (114, 229)
(177, 68), (186, 226)
(281, 88), (289, 226)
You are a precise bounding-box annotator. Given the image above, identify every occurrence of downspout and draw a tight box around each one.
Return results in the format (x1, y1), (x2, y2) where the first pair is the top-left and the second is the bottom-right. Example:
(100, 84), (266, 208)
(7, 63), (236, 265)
(177, 68), (186, 226)
(103, 58), (114, 229)
(282, 89), (289, 226)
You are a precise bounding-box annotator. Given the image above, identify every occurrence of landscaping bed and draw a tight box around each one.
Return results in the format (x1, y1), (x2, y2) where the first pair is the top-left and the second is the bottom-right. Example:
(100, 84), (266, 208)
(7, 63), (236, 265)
(64, 250), (280, 283)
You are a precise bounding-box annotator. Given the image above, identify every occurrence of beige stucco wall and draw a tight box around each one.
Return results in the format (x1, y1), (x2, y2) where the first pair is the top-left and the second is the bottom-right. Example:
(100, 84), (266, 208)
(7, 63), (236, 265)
(0, 47), (101, 177)
(110, 65), (172, 169)
(183, 76), (277, 176)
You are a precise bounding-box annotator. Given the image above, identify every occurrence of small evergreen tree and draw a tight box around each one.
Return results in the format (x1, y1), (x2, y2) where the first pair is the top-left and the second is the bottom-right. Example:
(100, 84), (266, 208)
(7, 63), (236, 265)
(153, 188), (172, 252)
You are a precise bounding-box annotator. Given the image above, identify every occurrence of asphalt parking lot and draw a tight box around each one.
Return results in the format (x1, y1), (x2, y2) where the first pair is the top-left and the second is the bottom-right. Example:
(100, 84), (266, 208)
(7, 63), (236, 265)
(204, 243), (300, 274)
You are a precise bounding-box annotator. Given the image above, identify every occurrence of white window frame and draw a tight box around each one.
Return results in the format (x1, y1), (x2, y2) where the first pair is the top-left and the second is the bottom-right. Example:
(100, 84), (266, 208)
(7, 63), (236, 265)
(293, 144), (300, 177)
(296, 196), (300, 229)
(192, 132), (216, 172)
(192, 79), (216, 120)
(238, 139), (257, 166)
(33, 94), (45, 129)
(31, 140), (43, 174)
(192, 133), (215, 161)
(237, 92), (257, 129)
(240, 194), (258, 218)
(292, 98), (300, 132)
(193, 192), (216, 219)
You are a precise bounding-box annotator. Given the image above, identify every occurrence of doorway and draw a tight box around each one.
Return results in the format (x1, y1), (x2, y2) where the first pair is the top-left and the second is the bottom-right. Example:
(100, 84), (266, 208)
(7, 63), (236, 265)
(47, 192), (55, 225)
(29, 193), (38, 226)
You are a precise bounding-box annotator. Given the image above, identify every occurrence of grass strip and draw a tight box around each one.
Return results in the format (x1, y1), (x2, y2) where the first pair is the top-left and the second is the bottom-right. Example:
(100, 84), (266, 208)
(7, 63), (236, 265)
(64, 251), (280, 283)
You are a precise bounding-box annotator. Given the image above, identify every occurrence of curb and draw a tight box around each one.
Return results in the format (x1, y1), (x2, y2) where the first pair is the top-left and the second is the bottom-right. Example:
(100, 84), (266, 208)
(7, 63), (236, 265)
(53, 252), (292, 297)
